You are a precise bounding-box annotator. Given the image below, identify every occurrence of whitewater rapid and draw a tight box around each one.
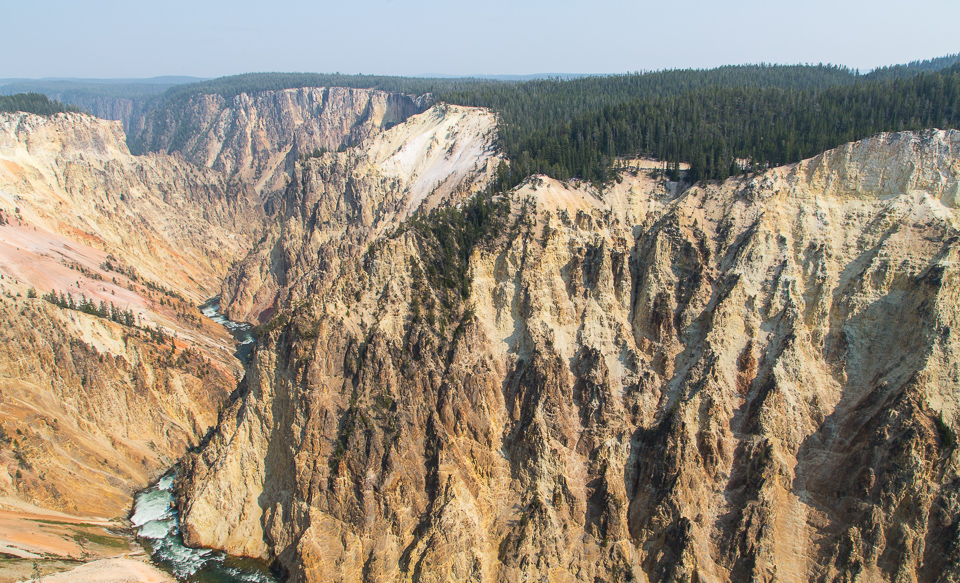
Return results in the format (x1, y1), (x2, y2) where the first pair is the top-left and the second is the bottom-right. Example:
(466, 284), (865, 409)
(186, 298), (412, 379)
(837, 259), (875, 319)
(199, 298), (256, 364)
(132, 475), (279, 582)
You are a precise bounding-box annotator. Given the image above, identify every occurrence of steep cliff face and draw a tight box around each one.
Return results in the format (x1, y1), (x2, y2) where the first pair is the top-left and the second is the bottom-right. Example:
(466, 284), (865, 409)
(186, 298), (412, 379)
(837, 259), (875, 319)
(0, 111), (256, 521)
(180, 129), (960, 582)
(130, 87), (432, 194)
(219, 103), (500, 323)
(51, 93), (158, 137)
(0, 89), (164, 141)
(77, 94), (156, 138)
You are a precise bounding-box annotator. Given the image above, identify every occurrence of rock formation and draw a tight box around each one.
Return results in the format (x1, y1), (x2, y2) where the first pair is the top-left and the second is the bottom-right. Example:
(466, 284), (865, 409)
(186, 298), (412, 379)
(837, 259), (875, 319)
(0, 297), (234, 517)
(3, 89), (959, 583)
(53, 93), (158, 138)
(219, 103), (500, 323)
(179, 127), (960, 582)
(0, 111), (258, 524)
(0, 111), (262, 299)
(130, 87), (432, 195)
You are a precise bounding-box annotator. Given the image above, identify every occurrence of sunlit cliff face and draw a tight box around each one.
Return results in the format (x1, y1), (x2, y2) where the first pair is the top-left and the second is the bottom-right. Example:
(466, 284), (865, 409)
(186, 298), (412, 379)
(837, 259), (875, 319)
(180, 128), (960, 582)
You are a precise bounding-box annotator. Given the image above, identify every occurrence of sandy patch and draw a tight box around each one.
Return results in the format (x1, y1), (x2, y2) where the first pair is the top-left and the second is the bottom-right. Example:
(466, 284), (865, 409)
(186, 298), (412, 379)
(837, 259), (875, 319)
(0, 501), (139, 583)
(17, 556), (173, 583)
(0, 505), (128, 560)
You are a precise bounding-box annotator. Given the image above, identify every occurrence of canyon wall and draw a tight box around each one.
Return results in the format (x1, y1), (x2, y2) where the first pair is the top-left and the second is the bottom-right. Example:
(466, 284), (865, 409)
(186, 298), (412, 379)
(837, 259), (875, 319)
(181, 128), (960, 582)
(3, 94), (958, 583)
(130, 87), (432, 195)
(0, 111), (260, 520)
(217, 103), (500, 323)
(0, 111), (262, 300)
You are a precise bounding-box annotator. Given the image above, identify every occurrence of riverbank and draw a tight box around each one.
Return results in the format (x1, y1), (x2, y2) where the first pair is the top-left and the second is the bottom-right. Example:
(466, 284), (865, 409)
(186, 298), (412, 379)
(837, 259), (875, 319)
(13, 556), (174, 583)
(0, 297), (262, 583)
(0, 497), (146, 583)
(129, 301), (279, 583)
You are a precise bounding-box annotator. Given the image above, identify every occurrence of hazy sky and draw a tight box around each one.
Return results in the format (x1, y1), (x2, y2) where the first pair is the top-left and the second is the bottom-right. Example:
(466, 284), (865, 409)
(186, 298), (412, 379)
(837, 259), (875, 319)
(5, 0), (960, 79)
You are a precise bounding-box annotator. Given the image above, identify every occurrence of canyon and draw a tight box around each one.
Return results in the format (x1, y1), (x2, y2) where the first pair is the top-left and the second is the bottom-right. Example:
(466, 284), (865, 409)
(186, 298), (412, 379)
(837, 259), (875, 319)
(0, 108), (259, 582)
(179, 126), (960, 582)
(0, 86), (958, 583)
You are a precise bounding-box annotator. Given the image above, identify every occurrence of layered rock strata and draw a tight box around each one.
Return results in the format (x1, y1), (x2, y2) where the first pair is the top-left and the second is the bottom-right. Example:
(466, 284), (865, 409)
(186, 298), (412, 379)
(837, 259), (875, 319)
(0, 111), (257, 520)
(181, 128), (960, 582)
(131, 87), (432, 195)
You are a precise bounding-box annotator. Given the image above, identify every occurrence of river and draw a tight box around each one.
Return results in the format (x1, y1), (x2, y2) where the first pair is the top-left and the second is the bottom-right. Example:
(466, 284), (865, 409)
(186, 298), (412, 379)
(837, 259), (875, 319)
(130, 299), (280, 583)
(199, 297), (256, 365)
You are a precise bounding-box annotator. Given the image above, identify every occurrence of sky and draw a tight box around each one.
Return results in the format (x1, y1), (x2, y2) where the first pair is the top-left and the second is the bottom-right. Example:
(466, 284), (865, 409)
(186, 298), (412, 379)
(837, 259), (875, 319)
(4, 0), (960, 79)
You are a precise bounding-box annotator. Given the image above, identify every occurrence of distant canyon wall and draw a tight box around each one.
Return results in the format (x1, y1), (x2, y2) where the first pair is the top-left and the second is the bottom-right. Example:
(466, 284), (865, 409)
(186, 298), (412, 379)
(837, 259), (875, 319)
(217, 103), (500, 323)
(128, 87), (433, 195)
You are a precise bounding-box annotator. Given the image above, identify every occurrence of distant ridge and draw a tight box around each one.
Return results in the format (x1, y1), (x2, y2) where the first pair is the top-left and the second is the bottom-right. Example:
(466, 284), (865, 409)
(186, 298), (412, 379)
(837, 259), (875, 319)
(0, 77), (208, 134)
(865, 52), (960, 81)
(417, 73), (591, 81)
(0, 76), (206, 88)
(0, 77), (208, 102)
(7, 52), (959, 187)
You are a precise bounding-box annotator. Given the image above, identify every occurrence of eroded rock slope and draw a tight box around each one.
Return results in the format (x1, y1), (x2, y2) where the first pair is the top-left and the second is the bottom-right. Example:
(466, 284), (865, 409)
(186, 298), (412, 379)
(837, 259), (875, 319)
(181, 128), (960, 582)
(0, 111), (259, 521)
(131, 87), (432, 195)
(219, 103), (500, 323)
(0, 111), (262, 299)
